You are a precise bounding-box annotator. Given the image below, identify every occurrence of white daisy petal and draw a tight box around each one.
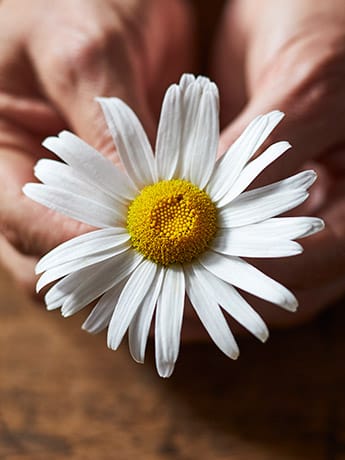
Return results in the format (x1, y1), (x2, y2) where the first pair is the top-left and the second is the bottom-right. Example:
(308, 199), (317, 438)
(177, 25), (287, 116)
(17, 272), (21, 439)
(34, 159), (99, 199)
(44, 250), (142, 310)
(156, 75), (219, 185)
(181, 81), (219, 188)
(155, 265), (185, 378)
(179, 73), (195, 89)
(295, 217), (325, 237)
(82, 279), (128, 334)
(36, 228), (129, 274)
(128, 266), (164, 363)
(218, 170), (317, 228)
(185, 265), (239, 359)
(61, 253), (142, 317)
(23, 183), (125, 229)
(212, 228), (303, 258)
(49, 250), (140, 317)
(34, 159), (128, 212)
(97, 97), (156, 187)
(187, 84), (219, 188)
(61, 275), (115, 318)
(217, 141), (291, 207)
(107, 259), (157, 350)
(36, 244), (131, 293)
(237, 170), (317, 201)
(192, 262), (269, 342)
(199, 251), (298, 311)
(179, 83), (203, 178)
(195, 75), (213, 88)
(223, 217), (325, 241)
(218, 189), (308, 228)
(43, 132), (136, 202)
(207, 111), (284, 201)
(155, 84), (183, 180)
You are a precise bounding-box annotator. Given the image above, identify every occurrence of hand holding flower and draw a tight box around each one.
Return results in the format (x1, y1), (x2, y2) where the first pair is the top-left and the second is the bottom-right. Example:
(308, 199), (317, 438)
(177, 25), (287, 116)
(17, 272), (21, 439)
(0, 0), (194, 287)
(212, 0), (345, 325)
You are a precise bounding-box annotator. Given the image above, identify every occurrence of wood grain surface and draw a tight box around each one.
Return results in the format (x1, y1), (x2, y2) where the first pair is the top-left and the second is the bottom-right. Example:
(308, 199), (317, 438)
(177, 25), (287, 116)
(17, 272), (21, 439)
(1, 261), (345, 460)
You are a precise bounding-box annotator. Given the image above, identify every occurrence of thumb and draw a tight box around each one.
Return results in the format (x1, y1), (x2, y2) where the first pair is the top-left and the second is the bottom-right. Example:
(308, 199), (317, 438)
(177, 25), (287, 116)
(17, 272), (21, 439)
(217, 73), (345, 303)
(29, 22), (156, 158)
(218, 60), (345, 189)
(13, 20), (157, 257)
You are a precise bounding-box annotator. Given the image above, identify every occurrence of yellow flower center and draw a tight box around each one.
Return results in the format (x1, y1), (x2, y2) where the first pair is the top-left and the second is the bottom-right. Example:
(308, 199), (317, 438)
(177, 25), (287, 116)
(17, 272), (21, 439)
(127, 179), (217, 266)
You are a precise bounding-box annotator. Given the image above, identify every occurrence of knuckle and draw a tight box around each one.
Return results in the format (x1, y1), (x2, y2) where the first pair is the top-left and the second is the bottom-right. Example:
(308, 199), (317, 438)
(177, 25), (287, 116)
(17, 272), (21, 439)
(64, 30), (111, 68)
(46, 25), (125, 87)
(260, 30), (345, 115)
(293, 52), (345, 115)
(0, 215), (28, 255)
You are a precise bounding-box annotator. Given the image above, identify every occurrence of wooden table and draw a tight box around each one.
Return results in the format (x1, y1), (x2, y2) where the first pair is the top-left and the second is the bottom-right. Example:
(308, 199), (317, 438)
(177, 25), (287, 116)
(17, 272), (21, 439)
(1, 262), (345, 460)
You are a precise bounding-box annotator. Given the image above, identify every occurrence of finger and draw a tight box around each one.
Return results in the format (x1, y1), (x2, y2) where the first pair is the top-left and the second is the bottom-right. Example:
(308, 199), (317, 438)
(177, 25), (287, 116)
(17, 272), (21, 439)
(255, 227), (345, 290)
(0, 2), (154, 258)
(26, 1), (194, 153)
(246, 188), (345, 320)
(180, 266), (345, 342)
(0, 22), (88, 257)
(210, 0), (247, 125)
(223, 219), (345, 333)
(240, 172), (345, 313)
(0, 234), (38, 293)
(0, 1), (194, 260)
(215, 1), (345, 185)
(0, 147), (93, 256)
(219, 69), (345, 187)
(29, 29), (156, 159)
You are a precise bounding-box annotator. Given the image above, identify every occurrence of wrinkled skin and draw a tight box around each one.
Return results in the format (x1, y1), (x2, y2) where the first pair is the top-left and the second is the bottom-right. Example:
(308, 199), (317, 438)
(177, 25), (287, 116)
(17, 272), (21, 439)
(0, 0), (345, 339)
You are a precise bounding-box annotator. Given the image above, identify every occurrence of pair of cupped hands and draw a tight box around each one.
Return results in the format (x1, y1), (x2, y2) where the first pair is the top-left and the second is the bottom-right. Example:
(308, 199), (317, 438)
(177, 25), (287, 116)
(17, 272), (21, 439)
(0, 0), (345, 336)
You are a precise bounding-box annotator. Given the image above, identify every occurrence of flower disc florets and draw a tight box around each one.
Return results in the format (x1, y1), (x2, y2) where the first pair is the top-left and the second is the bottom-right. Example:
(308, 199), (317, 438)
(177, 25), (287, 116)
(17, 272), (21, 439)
(127, 179), (218, 266)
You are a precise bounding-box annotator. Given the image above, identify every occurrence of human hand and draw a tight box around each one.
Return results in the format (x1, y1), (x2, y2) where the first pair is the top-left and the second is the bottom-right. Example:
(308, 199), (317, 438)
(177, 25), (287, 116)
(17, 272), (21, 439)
(209, 0), (345, 328)
(0, 0), (194, 290)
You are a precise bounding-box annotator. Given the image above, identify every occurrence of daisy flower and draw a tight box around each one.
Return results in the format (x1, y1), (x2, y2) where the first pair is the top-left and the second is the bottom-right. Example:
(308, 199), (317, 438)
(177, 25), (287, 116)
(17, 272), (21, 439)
(23, 74), (324, 378)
